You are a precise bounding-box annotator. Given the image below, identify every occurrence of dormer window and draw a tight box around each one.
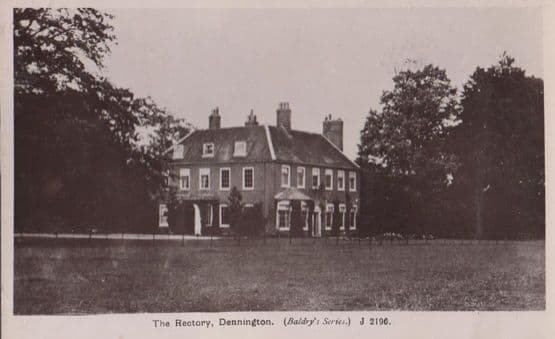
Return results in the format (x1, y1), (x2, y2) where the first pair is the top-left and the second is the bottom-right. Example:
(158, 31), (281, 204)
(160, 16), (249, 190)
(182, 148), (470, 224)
(234, 141), (247, 157)
(202, 143), (214, 158)
(172, 144), (184, 159)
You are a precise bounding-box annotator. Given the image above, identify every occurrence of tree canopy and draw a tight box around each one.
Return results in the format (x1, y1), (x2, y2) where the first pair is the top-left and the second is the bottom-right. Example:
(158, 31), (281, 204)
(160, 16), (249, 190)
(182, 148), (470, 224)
(357, 64), (460, 235)
(357, 55), (544, 239)
(14, 8), (190, 232)
(450, 53), (544, 238)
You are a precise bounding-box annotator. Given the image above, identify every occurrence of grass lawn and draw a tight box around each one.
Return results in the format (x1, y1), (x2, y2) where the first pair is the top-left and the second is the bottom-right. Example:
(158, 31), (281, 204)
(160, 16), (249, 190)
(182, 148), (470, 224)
(14, 237), (544, 314)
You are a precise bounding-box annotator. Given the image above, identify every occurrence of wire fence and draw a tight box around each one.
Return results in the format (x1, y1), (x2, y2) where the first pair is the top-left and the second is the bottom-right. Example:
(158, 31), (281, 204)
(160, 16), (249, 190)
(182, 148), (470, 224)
(14, 231), (544, 248)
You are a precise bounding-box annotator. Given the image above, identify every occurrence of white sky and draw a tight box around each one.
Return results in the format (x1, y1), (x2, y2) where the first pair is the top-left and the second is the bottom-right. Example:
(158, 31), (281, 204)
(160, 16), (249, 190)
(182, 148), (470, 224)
(103, 7), (543, 159)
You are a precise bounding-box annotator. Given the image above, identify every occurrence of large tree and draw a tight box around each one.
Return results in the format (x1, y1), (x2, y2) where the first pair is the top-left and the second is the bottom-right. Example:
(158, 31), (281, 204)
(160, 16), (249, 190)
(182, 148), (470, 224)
(451, 54), (544, 239)
(357, 64), (460, 235)
(14, 9), (189, 232)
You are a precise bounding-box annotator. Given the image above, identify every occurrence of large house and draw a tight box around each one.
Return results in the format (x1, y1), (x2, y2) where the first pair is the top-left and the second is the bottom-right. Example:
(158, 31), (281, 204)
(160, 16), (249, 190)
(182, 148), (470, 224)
(159, 102), (361, 236)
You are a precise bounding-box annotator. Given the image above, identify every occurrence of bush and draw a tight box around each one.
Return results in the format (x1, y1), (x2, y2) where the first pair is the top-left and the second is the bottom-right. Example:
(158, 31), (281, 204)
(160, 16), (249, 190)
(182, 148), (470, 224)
(243, 202), (266, 236)
(290, 200), (304, 237)
(228, 186), (244, 234)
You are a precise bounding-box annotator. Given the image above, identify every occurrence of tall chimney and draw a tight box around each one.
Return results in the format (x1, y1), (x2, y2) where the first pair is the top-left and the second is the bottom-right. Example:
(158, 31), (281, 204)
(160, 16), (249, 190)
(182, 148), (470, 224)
(209, 107), (221, 130)
(323, 114), (343, 151)
(245, 109), (259, 127)
(276, 102), (291, 131)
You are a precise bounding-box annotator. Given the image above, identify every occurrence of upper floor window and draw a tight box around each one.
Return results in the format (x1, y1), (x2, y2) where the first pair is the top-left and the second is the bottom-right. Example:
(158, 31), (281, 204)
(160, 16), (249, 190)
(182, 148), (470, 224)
(202, 143), (214, 158)
(172, 144), (184, 159)
(337, 170), (345, 191)
(179, 168), (190, 190)
(349, 172), (357, 192)
(243, 167), (254, 190)
(325, 169), (333, 190)
(297, 167), (305, 189)
(233, 141), (247, 157)
(199, 168), (210, 190)
(281, 165), (291, 188)
(312, 168), (320, 189)
(220, 168), (231, 190)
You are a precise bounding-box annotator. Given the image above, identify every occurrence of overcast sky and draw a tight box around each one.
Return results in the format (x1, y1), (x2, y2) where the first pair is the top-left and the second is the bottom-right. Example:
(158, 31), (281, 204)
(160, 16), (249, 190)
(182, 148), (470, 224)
(103, 8), (542, 159)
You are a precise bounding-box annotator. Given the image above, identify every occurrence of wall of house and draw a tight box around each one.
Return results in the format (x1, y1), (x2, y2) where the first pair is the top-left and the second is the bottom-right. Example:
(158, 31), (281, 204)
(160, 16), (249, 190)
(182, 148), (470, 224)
(169, 162), (268, 203)
(267, 162), (361, 235)
(167, 161), (361, 235)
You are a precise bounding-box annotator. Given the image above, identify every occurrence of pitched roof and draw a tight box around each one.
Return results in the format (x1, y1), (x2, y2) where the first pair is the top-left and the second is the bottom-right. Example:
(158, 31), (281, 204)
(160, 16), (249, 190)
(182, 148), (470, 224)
(174, 126), (273, 164)
(268, 126), (358, 169)
(169, 124), (358, 169)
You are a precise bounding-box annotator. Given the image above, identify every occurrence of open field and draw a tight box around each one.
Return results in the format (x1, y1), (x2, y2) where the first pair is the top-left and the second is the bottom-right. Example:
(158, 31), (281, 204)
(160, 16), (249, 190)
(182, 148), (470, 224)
(14, 237), (544, 314)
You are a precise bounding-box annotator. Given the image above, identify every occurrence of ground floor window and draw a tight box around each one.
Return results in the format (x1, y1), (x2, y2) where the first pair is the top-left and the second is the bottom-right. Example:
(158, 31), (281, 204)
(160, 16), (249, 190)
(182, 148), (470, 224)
(349, 206), (357, 229)
(159, 204), (168, 227)
(325, 203), (334, 230)
(339, 204), (346, 230)
(220, 204), (229, 227)
(277, 201), (291, 230)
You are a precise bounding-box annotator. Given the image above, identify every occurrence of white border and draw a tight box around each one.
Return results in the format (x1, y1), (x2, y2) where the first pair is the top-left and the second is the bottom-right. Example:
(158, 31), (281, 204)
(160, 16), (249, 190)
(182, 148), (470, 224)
(2, 4), (553, 339)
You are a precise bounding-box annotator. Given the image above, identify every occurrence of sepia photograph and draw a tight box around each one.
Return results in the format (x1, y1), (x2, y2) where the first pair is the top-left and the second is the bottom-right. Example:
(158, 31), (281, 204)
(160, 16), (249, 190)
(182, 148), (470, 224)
(8, 4), (545, 319)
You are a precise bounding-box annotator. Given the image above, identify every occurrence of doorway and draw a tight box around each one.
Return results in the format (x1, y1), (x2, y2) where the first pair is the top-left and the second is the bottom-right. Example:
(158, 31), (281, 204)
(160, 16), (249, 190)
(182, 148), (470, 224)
(193, 204), (202, 235)
(312, 208), (321, 237)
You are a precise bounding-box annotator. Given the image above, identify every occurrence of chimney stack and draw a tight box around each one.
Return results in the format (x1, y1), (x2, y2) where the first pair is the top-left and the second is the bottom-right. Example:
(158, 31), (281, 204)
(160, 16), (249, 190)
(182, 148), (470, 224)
(323, 114), (343, 151)
(245, 109), (259, 127)
(209, 107), (221, 130)
(276, 102), (291, 131)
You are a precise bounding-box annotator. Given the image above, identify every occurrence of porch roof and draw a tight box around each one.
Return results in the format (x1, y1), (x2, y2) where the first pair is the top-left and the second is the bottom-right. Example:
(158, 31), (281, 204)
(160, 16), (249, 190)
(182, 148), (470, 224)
(274, 188), (311, 201)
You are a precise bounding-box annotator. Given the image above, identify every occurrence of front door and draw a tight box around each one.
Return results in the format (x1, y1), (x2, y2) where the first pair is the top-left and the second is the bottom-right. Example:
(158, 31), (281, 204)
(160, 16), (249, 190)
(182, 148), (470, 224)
(313, 211), (321, 237)
(193, 204), (202, 235)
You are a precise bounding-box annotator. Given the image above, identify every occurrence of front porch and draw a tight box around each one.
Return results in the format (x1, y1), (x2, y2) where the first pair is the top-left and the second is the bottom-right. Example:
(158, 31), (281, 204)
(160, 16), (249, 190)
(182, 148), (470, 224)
(273, 188), (358, 237)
